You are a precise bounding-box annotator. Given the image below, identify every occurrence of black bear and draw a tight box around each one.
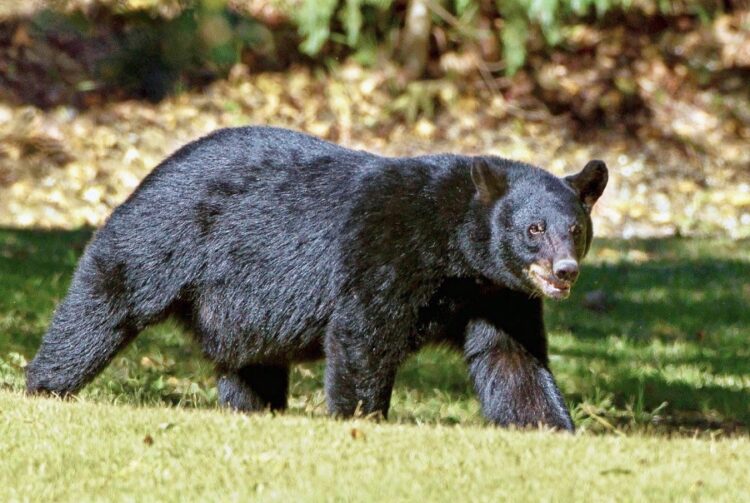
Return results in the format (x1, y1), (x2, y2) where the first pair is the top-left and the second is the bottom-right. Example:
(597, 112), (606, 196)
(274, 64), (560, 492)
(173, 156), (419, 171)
(26, 126), (607, 431)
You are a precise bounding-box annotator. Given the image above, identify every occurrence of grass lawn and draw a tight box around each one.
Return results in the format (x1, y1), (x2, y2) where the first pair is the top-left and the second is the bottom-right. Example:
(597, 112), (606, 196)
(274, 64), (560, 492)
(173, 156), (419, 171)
(1, 228), (749, 500)
(2, 391), (749, 502)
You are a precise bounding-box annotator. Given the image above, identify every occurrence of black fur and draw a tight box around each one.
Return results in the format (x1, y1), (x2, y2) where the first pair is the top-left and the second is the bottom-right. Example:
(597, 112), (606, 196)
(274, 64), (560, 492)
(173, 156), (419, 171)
(26, 126), (607, 431)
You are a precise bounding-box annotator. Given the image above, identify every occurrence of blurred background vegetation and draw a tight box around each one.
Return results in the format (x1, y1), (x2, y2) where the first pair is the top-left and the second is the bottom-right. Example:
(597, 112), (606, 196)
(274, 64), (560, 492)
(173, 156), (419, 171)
(0, 0), (749, 236)
(2, 1), (748, 106)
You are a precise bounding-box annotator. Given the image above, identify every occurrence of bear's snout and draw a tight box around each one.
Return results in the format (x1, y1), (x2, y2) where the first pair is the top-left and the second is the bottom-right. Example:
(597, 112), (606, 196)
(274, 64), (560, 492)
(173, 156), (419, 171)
(553, 259), (579, 283)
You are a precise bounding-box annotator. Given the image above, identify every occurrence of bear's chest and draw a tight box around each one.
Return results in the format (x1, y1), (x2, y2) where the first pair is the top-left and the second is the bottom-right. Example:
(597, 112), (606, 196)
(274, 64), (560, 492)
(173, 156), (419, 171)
(413, 277), (494, 348)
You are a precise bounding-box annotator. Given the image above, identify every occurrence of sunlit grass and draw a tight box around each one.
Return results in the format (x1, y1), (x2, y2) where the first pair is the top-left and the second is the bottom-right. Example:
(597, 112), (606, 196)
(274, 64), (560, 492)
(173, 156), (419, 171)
(1, 390), (748, 502)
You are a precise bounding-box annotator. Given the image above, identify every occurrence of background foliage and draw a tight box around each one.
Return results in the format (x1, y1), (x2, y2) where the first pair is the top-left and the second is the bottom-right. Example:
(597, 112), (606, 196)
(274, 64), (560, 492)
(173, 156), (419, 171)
(1, 1), (743, 85)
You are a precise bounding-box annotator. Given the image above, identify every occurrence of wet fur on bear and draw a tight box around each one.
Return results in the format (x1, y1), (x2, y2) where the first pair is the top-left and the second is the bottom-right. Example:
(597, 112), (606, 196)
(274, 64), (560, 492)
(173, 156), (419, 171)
(26, 126), (607, 430)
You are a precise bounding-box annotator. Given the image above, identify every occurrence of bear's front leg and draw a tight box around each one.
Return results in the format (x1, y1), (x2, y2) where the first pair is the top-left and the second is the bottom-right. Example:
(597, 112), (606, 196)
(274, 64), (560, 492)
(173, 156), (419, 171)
(324, 322), (401, 420)
(464, 319), (574, 431)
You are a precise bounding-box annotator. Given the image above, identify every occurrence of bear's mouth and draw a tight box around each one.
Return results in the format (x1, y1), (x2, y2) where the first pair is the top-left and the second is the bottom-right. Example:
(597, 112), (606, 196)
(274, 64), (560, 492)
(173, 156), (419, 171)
(527, 263), (572, 300)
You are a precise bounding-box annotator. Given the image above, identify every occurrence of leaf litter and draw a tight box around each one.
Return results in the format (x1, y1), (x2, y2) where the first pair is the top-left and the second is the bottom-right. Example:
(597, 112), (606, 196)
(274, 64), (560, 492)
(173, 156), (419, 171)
(0, 7), (749, 239)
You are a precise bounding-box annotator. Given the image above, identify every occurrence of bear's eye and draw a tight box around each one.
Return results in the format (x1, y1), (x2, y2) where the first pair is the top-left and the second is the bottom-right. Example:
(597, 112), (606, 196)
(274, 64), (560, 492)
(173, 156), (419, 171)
(570, 224), (582, 235)
(528, 223), (545, 236)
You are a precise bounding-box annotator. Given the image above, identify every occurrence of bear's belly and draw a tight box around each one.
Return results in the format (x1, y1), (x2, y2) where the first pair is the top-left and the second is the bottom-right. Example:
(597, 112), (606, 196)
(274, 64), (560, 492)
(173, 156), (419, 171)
(190, 276), (334, 368)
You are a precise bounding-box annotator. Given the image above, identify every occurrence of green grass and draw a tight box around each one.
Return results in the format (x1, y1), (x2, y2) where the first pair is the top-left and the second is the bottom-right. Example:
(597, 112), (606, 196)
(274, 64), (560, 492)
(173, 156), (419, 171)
(2, 391), (749, 502)
(1, 228), (750, 499)
(1, 229), (749, 433)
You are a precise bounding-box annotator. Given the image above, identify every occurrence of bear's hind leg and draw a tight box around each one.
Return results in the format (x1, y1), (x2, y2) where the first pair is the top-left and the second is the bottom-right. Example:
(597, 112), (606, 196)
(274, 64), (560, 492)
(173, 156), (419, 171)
(218, 364), (290, 412)
(26, 305), (136, 396)
(26, 248), (178, 397)
(26, 263), (139, 396)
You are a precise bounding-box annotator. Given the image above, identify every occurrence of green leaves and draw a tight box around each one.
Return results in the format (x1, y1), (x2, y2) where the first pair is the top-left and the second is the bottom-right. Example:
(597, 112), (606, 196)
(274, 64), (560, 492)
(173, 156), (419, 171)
(341, 0), (364, 47)
(498, 1), (530, 76)
(297, 0), (393, 55)
(297, 0), (339, 55)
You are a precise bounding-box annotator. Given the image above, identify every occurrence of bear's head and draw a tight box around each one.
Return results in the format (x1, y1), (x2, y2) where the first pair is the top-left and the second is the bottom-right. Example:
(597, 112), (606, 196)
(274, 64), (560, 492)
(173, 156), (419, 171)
(465, 157), (608, 299)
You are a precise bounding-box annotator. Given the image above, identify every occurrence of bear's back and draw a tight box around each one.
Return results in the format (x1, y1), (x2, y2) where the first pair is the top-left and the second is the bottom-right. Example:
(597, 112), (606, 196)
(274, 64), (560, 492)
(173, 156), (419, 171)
(85, 128), (409, 359)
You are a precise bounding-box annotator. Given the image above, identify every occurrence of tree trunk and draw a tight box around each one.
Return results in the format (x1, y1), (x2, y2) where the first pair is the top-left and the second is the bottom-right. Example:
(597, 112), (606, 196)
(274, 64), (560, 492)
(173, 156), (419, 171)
(399, 0), (431, 80)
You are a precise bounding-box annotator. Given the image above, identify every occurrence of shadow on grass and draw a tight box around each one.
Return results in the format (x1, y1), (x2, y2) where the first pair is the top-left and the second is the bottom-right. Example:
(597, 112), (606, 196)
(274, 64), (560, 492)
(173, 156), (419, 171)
(546, 238), (750, 432)
(2, 229), (748, 432)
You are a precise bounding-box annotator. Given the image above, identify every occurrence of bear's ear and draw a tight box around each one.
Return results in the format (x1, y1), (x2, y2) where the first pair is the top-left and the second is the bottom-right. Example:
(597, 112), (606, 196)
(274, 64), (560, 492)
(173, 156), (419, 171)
(566, 160), (608, 212)
(471, 158), (508, 204)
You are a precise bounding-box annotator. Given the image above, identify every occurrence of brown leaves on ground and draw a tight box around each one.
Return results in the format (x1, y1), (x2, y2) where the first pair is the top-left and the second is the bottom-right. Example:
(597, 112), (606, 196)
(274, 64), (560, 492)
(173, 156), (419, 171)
(1, 58), (749, 239)
(0, 7), (749, 238)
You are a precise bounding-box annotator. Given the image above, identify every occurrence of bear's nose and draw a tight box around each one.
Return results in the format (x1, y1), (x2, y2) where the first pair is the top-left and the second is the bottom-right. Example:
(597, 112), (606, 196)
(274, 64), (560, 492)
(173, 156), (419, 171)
(553, 259), (579, 282)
